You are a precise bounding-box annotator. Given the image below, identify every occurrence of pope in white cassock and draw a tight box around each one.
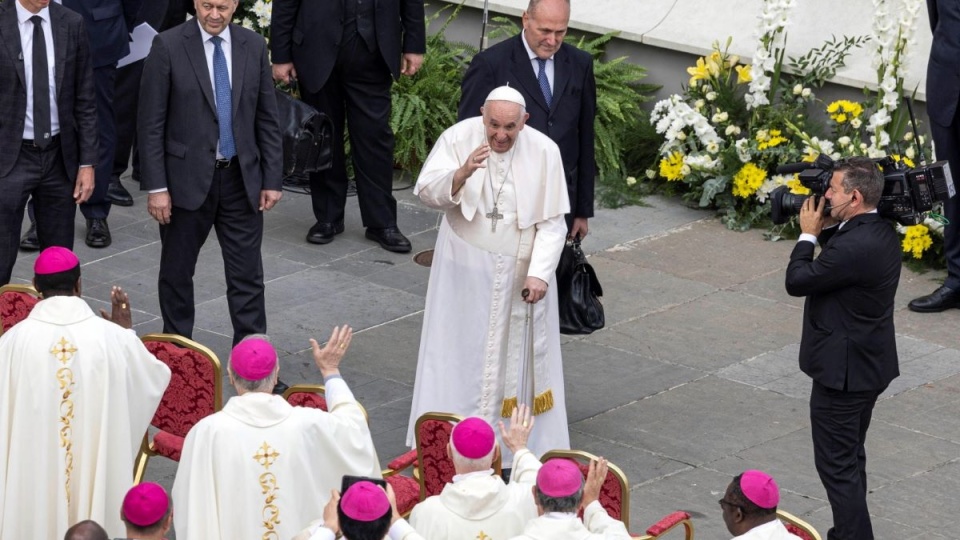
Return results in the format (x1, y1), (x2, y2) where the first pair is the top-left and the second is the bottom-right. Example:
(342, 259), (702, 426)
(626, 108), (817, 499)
(0, 247), (171, 540)
(172, 327), (382, 540)
(407, 85), (571, 460)
(408, 408), (542, 539)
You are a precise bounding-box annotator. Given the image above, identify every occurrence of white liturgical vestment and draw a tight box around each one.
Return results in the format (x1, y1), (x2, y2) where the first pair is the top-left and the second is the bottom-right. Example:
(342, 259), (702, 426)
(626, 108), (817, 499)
(407, 116), (571, 460)
(408, 448), (542, 540)
(732, 519), (796, 540)
(509, 502), (631, 540)
(0, 296), (171, 539)
(172, 379), (381, 540)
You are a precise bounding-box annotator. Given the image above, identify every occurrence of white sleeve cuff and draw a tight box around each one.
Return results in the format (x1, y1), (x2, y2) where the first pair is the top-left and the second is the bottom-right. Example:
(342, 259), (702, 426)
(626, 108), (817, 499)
(798, 233), (818, 246)
(324, 376), (356, 407)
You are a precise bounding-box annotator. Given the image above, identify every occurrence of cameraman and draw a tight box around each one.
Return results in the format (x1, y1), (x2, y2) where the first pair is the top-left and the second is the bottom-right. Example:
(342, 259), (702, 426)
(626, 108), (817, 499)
(912, 0), (960, 312)
(785, 157), (901, 540)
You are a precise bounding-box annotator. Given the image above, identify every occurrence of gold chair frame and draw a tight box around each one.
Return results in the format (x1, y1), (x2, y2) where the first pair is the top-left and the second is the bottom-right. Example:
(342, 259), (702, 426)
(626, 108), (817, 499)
(133, 333), (222, 484)
(0, 283), (40, 338)
(539, 449), (695, 539)
(778, 509), (822, 540)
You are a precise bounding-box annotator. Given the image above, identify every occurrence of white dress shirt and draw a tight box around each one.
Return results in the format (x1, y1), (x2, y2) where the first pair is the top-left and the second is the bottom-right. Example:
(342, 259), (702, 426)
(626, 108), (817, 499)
(15, 0), (59, 139)
(521, 30), (555, 92)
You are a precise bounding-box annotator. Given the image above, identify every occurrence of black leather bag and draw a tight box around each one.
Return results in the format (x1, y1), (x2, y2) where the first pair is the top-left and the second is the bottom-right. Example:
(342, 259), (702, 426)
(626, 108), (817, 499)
(274, 88), (334, 178)
(556, 239), (605, 335)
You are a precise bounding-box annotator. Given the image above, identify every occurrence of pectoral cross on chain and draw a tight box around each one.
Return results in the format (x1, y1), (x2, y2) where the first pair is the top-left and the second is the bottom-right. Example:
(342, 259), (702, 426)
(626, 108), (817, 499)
(486, 205), (504, 232)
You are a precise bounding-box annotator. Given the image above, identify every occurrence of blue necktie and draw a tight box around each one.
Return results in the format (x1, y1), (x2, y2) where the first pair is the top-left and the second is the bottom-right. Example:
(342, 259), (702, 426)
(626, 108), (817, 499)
(536, 58), (552, 108)
(211, 36), (235, 159)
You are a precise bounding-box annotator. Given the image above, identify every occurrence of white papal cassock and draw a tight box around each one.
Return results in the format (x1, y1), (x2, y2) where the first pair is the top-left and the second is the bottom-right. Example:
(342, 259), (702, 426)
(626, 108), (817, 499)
(407, 116), (571, 460)
(408, 448), (542, 539)
(172, 378), (381, 540)
(0, 296), (171, 539)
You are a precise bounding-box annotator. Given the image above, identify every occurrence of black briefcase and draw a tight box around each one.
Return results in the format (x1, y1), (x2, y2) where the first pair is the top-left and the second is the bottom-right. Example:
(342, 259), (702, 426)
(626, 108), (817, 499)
(274, 88), (334, 178)
(556, 238), (605, 335)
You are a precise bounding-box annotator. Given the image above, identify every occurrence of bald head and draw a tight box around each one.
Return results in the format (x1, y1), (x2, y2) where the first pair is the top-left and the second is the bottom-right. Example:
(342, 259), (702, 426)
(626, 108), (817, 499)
(523, 0), (570, 59)
(64, 520), (109, 540)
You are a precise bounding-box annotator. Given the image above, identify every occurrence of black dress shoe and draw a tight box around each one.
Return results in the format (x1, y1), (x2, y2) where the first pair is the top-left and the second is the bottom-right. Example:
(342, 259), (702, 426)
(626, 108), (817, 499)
(908, 285), (960, 312)
(19, 223), (39, 251)
(85, 218), (112, 248)
(365, 226), (412, 253)
(107, 179), (134, 206)
(306, 221), (344, 245)
(272, 379), (290, 396)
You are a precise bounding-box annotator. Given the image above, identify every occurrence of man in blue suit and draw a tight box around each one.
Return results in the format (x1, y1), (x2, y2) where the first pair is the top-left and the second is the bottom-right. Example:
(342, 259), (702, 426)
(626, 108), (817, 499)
(910, 0), (960, 312)
(459, 0), (596, 241)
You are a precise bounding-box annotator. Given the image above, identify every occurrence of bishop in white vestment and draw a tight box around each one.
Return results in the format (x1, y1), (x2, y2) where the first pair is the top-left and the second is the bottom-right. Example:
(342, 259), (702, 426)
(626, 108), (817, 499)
(407, 86), (571, 460)
(172, 329), (381, 540)
(0, 248), (171, 539)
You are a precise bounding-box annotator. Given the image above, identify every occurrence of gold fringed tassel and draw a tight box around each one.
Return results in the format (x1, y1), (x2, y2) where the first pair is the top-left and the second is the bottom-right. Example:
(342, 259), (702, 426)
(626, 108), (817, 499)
(501, 389), (554, 417)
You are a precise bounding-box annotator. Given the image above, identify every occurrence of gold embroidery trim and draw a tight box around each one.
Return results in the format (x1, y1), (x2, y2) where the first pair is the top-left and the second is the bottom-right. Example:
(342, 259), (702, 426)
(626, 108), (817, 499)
(501, 389), (554, 418)
(52, 337), (77, 505)
(254, 442), (281, 538)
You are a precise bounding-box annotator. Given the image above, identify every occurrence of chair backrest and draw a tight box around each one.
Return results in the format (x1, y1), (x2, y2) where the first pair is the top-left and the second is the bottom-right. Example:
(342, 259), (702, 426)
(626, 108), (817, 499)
(283, 384), (329, 410)
(0, 284), (40, 336)
(141, 333), (222, 437)
(539, 449), (631, 527)
(778, 509), (822, 540)
(414, 412), (503, 501)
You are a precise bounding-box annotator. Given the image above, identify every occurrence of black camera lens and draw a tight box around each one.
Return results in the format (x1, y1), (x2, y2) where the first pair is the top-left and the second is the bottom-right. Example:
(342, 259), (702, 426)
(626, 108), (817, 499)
(770, 186), (810, 224)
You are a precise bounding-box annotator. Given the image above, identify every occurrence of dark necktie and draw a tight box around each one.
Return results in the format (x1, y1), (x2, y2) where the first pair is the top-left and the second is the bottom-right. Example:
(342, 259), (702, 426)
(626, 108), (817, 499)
(31, 15), (51, 149)
(536, 58), (552, 108)
(211, 36), (235, 159)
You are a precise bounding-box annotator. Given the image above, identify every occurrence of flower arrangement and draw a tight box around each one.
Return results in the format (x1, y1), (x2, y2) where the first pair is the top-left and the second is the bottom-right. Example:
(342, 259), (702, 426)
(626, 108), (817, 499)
(647, 0), (943, 264)
(236, 0), (271, 39)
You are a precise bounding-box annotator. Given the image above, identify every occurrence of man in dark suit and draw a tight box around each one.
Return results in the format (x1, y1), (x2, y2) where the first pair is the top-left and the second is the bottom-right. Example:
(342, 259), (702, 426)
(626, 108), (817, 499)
(459, 0), (596, 240)
(270, 0), (425, 252)
(0, 0), (97, 285)
(785, 157), (901, 540)
(138, 0), (283, 345)
(910, 0), (960, 312)
(58, 0), (142, 248)
(107, 0), (193, 207)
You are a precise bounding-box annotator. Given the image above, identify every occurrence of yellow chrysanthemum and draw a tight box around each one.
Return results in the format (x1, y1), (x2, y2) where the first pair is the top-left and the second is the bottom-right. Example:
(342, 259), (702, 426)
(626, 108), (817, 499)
(827, 100), (864, 123)
(659, 151), (686, 181)
(735, 64), (752, 84)
(756, 129), (788, 151)
(902, 224), (933, 259)
(687, 57), (711, 86)
(732, 162), (767, 198)
(892, 154), (916, 168)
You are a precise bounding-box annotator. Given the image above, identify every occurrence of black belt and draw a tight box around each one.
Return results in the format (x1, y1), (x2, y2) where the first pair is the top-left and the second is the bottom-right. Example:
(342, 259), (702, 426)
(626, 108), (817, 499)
(22, 134), (60, 149)
(215, 156), (238, 169)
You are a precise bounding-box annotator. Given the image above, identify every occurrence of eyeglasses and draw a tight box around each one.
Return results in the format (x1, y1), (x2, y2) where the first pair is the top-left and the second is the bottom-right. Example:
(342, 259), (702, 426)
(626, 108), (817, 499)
(718, 498), (745, 511)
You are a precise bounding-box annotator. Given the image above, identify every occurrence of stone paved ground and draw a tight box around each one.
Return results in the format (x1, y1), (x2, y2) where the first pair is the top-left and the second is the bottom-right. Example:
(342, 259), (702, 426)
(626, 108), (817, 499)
(12, 174), (960, 539)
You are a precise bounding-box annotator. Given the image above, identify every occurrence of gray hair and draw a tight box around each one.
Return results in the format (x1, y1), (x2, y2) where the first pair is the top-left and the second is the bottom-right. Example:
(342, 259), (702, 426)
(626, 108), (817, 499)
(450, 443), (496, 473)
(535, 485), (583, 513)
(835, 156), (884, 207)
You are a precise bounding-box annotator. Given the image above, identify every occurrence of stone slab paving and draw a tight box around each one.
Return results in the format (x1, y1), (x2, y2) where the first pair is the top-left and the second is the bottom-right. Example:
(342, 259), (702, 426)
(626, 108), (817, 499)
(11, 174), (960, 539)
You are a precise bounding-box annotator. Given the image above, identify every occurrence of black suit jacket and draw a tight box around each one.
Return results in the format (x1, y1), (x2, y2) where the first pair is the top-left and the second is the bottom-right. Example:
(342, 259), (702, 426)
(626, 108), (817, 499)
(61, 0), (142, 67)
(270, 0), (426, 94)
(0, 0), (97, 181)
(137, 21), (282, 211)
(459, 35), (597, 219)
(926, 0), (960, 128)
(785, 214), (901, 392)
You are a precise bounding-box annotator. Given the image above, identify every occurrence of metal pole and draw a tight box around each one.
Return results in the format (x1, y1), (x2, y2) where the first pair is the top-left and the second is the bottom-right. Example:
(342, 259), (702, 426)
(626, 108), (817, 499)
(479, 0), (490, 52)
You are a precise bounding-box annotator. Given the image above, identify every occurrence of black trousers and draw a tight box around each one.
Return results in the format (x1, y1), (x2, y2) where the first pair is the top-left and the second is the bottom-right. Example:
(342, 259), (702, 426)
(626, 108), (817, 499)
(929, 109), (960, 290)
(79, 64), (117, 220)
(0, 140), (75, 284)
(810, 380), (883, 540)
(300, 31), (397, 230)
(111, 59), (145, 183)
(157, 163), (266, 345)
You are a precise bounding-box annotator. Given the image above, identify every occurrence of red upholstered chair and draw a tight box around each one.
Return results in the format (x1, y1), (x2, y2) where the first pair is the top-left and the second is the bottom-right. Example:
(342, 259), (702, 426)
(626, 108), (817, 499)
(0, 284), (40, 336)
(540, 450), (694, 540)
(133, 333), (222, 484)
(778, 510), (822, 540)
(278, 385), (423, 517)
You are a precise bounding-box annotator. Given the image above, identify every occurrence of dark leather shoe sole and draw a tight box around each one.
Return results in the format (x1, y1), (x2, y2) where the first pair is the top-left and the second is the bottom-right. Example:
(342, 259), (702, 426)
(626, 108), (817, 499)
(19, 226), (39, 252)
(306, 223), (344, 245)
(365, 229), (412, 253)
